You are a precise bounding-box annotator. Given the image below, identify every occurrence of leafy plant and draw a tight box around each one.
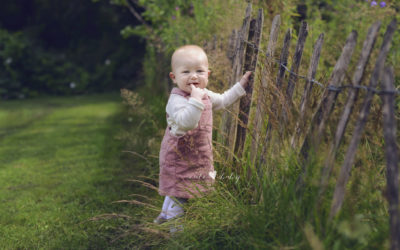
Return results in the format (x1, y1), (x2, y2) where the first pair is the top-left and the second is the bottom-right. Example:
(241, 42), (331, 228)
(0, 29), (90, 99)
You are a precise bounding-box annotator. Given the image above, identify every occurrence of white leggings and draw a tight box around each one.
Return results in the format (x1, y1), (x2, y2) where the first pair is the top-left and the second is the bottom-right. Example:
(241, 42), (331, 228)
(160, 196), (186, 219)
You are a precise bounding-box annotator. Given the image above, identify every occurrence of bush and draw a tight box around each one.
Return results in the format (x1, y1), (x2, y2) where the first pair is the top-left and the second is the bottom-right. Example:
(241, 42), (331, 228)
(0, 29), (90, 99)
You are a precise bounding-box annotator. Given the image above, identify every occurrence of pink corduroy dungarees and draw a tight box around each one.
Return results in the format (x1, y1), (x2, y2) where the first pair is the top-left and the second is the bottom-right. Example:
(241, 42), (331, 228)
(159, 87), (215, 199)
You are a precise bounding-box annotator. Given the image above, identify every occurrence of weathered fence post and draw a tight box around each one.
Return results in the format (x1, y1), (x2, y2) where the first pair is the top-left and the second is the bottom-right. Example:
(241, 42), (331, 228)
(286, 21), (308, 99)
(291, 33), (324, 148)
(319, 21), (381, 194)
(227, 29), (238, 66)
(381, 66), (400, 250)
(212, 34), (217, 50)
(330, 19), (397, 219)
(234, 8), (264, 167)
(219, 3), (252, 162)
(280, 21), (308, 135)
(299, 31), (358, 163)
(259, 28), (291, 166)
(296, 30), (357, 190)
(250, 15), (281, 165)
(276, 29), (292, 89)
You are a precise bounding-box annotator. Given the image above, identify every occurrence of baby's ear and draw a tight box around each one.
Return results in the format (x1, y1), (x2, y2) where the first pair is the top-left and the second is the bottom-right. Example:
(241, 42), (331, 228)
(169, 72), (176, 82)
(208, 70), (211, 77)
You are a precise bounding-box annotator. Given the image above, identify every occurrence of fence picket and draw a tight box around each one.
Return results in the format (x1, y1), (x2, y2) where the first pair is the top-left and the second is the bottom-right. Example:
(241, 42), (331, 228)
(259, 28), (292, 166)
(291, 33), (324, 148)
(296, 30), (357, 190)
(234, 9), (264, 165)
(227, 29), (238, 66)
(286, 21), (308, 99)
(330, 19), (397, 219)
(276, 29), (292, 89)
(266, 15), (281, 58)
(299, 31), (358, 162)
(280, 22), (308, 135)
(381, 66), (400, 250)
(319, 21), (381, 194)
(250, 15), (281, 165)
(219, 3), (252, 162)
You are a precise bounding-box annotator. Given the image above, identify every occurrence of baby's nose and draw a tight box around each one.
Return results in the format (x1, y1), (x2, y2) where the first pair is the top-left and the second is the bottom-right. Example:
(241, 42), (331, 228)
(190, 72), (198, 78)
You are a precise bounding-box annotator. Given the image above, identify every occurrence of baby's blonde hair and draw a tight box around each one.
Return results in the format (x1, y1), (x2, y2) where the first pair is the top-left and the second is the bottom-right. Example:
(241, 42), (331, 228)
(171, 45), (209, 71)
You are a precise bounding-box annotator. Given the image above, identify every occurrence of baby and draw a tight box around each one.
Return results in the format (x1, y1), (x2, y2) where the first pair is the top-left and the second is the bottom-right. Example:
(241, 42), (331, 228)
(155, 45), (251, 224)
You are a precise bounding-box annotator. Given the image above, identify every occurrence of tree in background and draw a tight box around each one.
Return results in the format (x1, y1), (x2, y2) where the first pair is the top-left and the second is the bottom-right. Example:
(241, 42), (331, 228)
(0, 0), (145, 99)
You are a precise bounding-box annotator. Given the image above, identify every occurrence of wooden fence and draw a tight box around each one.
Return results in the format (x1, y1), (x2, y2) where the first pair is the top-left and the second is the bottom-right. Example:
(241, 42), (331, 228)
(208, 3), (399, 249)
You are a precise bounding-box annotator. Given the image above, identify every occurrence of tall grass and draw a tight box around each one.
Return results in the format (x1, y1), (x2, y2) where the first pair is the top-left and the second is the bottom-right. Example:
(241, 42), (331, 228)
(119, 84), (391, 249)
(115, 0), (399, 248)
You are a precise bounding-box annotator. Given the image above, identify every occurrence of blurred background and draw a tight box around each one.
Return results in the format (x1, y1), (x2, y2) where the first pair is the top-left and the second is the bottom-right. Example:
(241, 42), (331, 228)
(1, 0), (398, 102)
(0, 0), (145, 100)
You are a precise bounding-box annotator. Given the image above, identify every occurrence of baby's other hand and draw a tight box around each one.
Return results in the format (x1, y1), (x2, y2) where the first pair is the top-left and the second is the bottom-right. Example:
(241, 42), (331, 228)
(190, 84), (206, 101)
(239, 71), (252, 89)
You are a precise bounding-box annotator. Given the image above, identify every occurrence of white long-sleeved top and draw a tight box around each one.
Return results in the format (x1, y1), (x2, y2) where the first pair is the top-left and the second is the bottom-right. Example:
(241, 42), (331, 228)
(166, 82), (246, 136)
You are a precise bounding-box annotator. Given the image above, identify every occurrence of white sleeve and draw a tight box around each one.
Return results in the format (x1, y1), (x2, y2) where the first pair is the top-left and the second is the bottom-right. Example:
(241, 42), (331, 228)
(206, 82), (246, 110)
(166, 94), (204, 136)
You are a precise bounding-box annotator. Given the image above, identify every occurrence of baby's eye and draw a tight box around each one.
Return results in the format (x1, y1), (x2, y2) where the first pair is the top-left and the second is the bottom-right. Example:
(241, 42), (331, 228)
(197, 70), (205, 73)
(182, 70), (190, 73)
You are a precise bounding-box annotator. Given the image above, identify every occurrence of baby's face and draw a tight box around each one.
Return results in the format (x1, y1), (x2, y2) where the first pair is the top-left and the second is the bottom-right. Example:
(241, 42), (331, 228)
(170, 48), (210, 94)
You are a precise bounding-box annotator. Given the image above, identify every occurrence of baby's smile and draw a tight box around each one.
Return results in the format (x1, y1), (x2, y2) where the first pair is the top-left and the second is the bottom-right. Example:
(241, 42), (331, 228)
(170, 46), (210, 93)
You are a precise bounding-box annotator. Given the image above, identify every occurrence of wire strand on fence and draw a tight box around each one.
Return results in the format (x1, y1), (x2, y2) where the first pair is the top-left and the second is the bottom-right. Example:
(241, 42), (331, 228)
(231, 38), (400, 96)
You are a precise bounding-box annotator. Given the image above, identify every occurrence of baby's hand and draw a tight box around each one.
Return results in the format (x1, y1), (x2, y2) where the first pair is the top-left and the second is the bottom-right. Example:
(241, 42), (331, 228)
(190, 84), (206, 101)
(239, 71), (252, 89)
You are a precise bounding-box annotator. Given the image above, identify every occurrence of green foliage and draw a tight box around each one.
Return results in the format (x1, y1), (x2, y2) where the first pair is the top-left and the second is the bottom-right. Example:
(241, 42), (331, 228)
(114, 0), (246, 95)
(301, 0), (400, 85)
(0, 29), (90, 99)
(134, 0), (244, 50)
(0, 0), (145, 99)
(119, 87), (166, 168)
(0, 27), (142, 99)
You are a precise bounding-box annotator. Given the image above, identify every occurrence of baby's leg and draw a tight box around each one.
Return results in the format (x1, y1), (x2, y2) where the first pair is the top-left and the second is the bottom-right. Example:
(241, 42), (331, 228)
(167, 197), (187, 233)
(154, 196), (171, 224)
(154, 196), (187, 224)
(160, 196), (171, 217)
(165, 196), (187, 219)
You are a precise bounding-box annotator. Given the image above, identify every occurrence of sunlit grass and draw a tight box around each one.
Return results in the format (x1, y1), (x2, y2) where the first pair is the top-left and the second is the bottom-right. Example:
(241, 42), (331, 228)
(0, 94), (142, 249)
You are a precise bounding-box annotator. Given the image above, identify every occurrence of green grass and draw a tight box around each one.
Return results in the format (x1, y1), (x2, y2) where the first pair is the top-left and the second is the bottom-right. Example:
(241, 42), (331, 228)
(112, 87), (391, 249)
(0, 93), (141, 249)
(146, 154), (390, 249)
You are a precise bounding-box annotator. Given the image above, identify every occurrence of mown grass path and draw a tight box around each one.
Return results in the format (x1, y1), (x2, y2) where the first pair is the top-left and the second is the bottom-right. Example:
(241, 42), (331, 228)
(0, 94), (137, 249)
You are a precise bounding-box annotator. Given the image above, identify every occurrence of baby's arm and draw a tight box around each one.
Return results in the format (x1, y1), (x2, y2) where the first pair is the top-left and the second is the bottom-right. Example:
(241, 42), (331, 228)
(166, 94), (204, 135)
(207, 71), (252, 110)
